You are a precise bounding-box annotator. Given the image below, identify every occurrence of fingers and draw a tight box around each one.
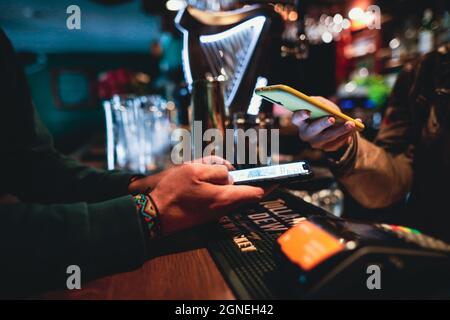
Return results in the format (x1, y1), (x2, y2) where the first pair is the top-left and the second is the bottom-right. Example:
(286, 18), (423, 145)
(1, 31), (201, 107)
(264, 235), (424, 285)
(300, 116), (335, 140)
(263, 184), (279, 197)
(292, 97), (345, 144)
(292, 110), (311, 126)
(195, 164), (231, 185)
(214, 185), (265, 207)
(308, 121), (355, 148)
(191, 155), (234, 170)
(322, 121), (355, 140)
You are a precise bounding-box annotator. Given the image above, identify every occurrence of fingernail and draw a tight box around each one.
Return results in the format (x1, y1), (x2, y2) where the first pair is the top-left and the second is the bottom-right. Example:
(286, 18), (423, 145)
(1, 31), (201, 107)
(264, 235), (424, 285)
(257, 188), (265, 198)
(328, 117), (335, 124)
(345, 122), (355, 129)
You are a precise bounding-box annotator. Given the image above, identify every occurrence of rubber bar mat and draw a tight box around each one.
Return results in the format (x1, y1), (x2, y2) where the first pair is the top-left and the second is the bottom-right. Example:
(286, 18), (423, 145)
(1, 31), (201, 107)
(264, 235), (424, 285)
(205, 189), (330, 299)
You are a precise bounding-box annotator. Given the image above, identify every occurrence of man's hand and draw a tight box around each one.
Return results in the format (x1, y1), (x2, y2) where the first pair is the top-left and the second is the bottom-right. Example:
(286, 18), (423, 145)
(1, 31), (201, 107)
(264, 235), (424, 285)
(292, 96), (361, 152)
(149, 163), (264, 236)
(190, 155), (234, 170)
(128, 155), (234, 195)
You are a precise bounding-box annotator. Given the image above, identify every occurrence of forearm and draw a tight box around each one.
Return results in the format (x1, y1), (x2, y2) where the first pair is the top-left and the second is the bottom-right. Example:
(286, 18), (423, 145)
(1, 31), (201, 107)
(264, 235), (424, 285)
(0, 28), (135, 204)
(331, 133), (413, 209)
(7, 144), (136, 204)
(0, 196), (149, 297)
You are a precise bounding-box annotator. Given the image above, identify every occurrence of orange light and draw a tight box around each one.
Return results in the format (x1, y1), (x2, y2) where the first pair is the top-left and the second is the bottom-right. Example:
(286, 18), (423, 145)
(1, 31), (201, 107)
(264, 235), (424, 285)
(278, 221), (344, 271)
(351, 19), (366, 31)
(274, 4), (283, 13)
(288, 11), (298, 21)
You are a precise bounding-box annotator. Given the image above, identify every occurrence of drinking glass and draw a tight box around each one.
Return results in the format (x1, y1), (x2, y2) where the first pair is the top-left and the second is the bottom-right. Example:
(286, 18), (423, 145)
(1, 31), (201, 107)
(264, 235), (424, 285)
(103, 94), (173, 174)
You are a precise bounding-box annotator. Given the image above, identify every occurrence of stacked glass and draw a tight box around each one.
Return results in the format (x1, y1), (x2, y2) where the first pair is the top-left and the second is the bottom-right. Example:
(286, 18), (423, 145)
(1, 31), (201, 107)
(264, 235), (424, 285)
(103, 95), (173, 173)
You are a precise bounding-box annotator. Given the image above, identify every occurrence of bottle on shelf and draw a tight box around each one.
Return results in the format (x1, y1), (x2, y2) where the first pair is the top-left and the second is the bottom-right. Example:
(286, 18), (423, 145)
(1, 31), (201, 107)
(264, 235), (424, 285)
(418, 9), (436, 54)
(437, 11), (450, 46)
(403, 18), (418, 59)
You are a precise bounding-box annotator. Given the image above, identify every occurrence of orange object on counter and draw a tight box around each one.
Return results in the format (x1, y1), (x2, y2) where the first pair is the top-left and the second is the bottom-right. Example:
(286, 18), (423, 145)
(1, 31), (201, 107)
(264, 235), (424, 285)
(278, 220), (345, 271)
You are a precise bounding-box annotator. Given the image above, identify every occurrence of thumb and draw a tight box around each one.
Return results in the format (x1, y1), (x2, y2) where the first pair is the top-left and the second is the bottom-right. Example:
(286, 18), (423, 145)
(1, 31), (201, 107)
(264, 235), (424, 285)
(198, 164), (231, 185)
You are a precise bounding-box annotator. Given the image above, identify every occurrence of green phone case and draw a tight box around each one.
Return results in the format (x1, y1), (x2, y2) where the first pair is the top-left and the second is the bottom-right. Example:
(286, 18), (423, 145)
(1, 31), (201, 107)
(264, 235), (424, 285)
(255, 84), (365, 131)
(256, 89), (330, 119)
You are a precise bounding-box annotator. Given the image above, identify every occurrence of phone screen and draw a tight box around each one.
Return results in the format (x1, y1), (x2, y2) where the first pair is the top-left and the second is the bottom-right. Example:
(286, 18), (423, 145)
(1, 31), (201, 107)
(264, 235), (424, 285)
(229, 162), (311, 184)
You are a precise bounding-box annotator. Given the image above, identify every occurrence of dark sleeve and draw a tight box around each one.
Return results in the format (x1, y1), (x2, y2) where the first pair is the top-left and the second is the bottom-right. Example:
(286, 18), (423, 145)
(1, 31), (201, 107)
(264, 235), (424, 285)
(330, 63), (416, 208)
(0, 196), (149, 297)
(372, 61), (416, 154)
(0, 29), (134, 204)
(332, 61), (417, 176)
(0, 30), (149, 296)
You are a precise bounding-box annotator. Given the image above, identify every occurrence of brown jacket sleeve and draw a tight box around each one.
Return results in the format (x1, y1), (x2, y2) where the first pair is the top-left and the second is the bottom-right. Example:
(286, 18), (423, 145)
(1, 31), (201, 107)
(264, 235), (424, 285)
(330, 63), (416, 208)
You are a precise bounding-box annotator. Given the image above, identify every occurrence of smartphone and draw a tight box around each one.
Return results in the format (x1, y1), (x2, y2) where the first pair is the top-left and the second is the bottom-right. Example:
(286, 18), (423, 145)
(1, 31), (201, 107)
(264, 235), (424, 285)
(255, 84), (365, 131)
(229, 161), (313, 186)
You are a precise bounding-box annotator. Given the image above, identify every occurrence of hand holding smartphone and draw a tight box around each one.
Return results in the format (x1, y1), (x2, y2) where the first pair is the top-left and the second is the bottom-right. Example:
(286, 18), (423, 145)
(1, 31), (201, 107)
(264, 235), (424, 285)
(255, 84), (364, 131)
(229, 161), (313, 186)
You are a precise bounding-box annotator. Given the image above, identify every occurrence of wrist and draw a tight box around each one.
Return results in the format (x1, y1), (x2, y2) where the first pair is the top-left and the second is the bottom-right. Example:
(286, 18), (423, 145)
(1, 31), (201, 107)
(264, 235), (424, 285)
(328, 132), (359, 176)
(128, 171), (166, 195)
(128, 175), (146, 195)
(326, 143), (350, 161)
